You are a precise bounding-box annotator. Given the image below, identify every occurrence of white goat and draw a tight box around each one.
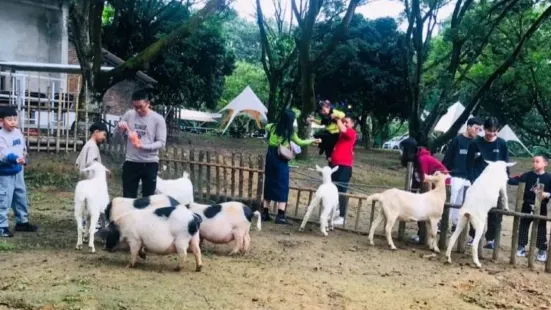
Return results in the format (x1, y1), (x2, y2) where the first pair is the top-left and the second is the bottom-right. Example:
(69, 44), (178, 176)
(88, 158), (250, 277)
(446, 160), (516, 268)
(187, 201), (261, 255)
(74, 161), (110, 253)
(367, 171), (449, 252)
(298, 165), (340, 236)
(155, 171), (194, 205)
(104, 195), (203, 272)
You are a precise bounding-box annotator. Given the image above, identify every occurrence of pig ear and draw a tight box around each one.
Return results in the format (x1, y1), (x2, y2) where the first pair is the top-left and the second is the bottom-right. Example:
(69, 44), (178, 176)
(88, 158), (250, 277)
(506, 162), (517, 167)
(316, 165), (322, 172)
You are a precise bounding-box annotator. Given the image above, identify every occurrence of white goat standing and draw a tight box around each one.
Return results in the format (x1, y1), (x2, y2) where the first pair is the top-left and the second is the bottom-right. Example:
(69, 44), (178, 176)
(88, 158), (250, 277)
(367, 171), (449, 252)
(74, 161), (110, 253)
(299, 165), (339, 236)
(446, 160), (516, 268)
(155, 171), (194, 205)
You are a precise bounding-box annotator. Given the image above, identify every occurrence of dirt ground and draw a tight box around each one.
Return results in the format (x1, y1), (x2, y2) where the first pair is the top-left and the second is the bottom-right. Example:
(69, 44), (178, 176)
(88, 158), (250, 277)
(1, 138), (551, 310)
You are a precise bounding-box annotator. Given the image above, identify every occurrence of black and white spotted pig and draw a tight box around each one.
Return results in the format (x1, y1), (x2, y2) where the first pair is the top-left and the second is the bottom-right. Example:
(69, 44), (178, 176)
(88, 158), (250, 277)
(104, 195), (203, 272)
(187, 202), (261, 255)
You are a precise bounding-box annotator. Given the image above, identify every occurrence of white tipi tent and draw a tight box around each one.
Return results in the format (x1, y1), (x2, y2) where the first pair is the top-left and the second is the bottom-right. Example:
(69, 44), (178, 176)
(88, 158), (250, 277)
(498, 125), (533, 156)
(433, 102), (484, 136)
(218, 86), (268, 134)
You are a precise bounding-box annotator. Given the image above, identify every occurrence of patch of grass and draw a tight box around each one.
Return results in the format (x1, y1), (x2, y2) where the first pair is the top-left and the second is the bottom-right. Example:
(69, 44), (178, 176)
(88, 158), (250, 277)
(0, 240), (17, 252)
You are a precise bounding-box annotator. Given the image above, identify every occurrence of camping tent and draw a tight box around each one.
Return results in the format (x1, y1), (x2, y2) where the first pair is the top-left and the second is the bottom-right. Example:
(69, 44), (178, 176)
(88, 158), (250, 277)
(433, 102), (484, 136)
(219, 86), (268, 134)
(498, 125), (533, 156)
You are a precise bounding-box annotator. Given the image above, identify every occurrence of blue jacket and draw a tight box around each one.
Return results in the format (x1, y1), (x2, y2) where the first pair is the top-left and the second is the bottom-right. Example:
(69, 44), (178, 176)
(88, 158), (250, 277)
(0, 153), (22, 175)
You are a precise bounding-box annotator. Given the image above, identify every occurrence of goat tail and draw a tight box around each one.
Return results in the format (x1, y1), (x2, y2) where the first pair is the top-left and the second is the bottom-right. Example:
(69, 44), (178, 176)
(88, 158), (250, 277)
(253, 211), (262, 231)
(183, 171), (190, 179)
(366, 193), (382, 206)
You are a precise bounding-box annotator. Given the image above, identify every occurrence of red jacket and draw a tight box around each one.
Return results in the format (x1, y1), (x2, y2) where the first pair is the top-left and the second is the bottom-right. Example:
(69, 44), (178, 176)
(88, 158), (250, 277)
(416, 147), (450, 185)
(330, 128), (357, 167)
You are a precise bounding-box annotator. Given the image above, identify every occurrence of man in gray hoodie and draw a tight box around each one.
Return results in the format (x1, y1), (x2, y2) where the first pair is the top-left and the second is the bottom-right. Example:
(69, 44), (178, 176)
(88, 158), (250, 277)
(118, 89), (167, 198)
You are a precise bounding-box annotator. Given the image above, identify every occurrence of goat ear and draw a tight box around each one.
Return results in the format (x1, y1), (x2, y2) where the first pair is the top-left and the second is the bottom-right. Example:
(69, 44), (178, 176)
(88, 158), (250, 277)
(315, 165), (322, 172)
(331, 165), (339, 173)
(506, 161), (517, 167)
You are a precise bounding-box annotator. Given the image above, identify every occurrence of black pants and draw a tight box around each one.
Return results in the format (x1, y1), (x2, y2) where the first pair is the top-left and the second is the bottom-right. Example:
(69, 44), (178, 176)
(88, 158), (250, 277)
(331, 165), (352, 217)
(314, 131), (340, 159)
(469, 199), (503, 241)
(122, 161), (159, 198)
(518, 202), (548, 250)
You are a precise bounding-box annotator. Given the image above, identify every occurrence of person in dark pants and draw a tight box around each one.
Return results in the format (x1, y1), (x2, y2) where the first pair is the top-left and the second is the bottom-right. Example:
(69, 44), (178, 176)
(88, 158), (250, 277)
(508, 154), (551, 262)
(117, 89), (167, 198)
(307, 100), (345, 163)
(399, 137), (448, 244)
(466, 117), (510, 249)
(329, 114), (357, 225)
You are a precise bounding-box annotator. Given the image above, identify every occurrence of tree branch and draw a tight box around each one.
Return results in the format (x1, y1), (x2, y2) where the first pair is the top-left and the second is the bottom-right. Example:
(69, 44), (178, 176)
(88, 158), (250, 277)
(98, 0), (225, 92)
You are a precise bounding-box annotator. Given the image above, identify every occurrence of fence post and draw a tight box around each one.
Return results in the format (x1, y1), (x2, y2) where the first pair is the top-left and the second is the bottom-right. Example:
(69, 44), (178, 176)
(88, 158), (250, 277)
(492, 191), (505, 261)
(294, 190), (301, 217)
(198, 151), (205, 202)
(399, 162), (413, 241)
(510, 182), (525, 265)
(239, 153), (244, 198)
(438, 185), (451, 250)
(231, 153), (236, 197)
(206, 151), (211, 202)
(528, 184), (543, 270)
(355, 198), (363, 232)
(248, 154), (254, 200)
(216, 151), (221, 202)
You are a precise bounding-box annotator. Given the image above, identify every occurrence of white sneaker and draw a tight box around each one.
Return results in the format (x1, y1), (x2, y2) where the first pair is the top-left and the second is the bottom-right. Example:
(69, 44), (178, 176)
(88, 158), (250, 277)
(333, 217), (344, 225)
(537, 250), (547, 262)
(411, 235), (420, 243)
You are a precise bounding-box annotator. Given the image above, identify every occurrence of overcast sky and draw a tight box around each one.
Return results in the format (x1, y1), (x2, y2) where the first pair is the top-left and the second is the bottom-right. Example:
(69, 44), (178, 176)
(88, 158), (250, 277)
(230, 0), (456, 31)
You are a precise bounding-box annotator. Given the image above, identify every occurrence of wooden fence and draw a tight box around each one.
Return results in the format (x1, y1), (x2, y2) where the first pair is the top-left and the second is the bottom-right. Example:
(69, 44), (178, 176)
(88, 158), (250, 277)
(101, 144), (551, 272)
(0, 73), (89, 152)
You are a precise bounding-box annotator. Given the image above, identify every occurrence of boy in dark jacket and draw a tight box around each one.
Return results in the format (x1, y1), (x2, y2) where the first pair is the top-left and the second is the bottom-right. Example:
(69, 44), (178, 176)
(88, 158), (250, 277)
(509, 154), (551, 262)
(465, 117), (510, 249)
(442, 117), (482, 232)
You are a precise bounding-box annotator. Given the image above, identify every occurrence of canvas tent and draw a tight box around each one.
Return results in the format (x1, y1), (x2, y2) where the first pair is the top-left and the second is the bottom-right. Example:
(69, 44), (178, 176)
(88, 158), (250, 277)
(498, 125), (533, 156)
(219, 86), (268, 134)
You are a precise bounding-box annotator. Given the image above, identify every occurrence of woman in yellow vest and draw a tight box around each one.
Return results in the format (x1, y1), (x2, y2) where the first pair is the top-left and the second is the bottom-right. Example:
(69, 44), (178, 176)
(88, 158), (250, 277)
(263, 109), (321, 224)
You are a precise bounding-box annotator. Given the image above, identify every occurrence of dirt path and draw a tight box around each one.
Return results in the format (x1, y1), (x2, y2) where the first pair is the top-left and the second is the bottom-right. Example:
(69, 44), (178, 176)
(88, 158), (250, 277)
(2, 193), (551, 310)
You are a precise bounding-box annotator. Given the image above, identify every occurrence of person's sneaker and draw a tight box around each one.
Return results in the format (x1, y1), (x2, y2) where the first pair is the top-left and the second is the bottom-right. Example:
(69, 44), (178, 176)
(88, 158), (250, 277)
(484, 240), (495, 249)
(0, 227), (13, 238)
(516, 246), (527, 257)
(537, 250), (547, 262)
(274, 214), (292, 225)
(14, 222), (38, 232)
(333, 217), (344, 225)
(411, 235), (420, 243)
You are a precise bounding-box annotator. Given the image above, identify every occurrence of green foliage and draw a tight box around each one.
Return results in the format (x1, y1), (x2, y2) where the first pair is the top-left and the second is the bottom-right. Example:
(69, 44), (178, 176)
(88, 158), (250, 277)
(0, 241), (17, 252)
(101, 4), (114, 25)
(219, 61), (269, 109)
(102, 0), (236, 110)
(223, 11), (262, 63)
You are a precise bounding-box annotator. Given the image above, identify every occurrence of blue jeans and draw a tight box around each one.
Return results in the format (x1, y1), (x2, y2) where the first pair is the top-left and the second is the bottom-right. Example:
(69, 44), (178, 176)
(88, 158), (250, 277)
(0, 170), (29, 228)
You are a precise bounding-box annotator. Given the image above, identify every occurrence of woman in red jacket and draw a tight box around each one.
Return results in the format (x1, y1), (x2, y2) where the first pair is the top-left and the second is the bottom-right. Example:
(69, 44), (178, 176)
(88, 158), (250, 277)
(399, 138), (448, 244)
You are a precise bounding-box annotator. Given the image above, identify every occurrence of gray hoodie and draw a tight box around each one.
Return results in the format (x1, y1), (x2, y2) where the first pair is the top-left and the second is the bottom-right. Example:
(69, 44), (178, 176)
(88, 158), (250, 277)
(120, 109), (167, 163)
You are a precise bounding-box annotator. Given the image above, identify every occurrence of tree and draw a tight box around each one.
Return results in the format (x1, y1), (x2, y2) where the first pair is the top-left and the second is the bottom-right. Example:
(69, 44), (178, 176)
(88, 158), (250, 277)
(68, 0), (227, 111)
(256, 0), (298, 122)
(102, 1), (235, 111)
(291, 0), (361, 157)
(220, 61), (269, 108)
(315, 16), (408, 147)
(224, 12), (262, 64)
(402, 0), (551, 150)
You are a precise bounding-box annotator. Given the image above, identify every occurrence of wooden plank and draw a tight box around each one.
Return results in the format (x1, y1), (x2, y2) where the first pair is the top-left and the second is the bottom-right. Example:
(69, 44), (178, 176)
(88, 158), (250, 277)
(64, 92), (69, 152)
(239, 153), (244, 198)
(438, 185), (452, 251)
(190, 150), (196, 196)
(342, 196), (349, 228)
(256, 155), (264, 206)
(231, 153), (236, 197)
(223, 155), (228, 202)
(248, 154), (254, 200)
(73, 77), (81, 152)
(510, 182), (525, 265)
(457, 185), (470, 254)
(294, 190), (301, 217)
(215, 151), (221, 201)
(198, 151), (205, 202)
(47, 85), (51, 152)
(55, 95), (62, 152)
(206, 151), (211, 202)
(492, 190), (505, 261)
(399, 162), (413, 241)
(528, 184), (543, 270)
(37, 73), (42, 152)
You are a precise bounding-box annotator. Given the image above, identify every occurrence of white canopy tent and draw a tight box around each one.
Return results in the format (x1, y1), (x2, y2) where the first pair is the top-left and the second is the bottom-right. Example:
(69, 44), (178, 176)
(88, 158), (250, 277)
(218, 86), (268, 134)
(178, 109), (221, 123)
(498, 125), (533, 156)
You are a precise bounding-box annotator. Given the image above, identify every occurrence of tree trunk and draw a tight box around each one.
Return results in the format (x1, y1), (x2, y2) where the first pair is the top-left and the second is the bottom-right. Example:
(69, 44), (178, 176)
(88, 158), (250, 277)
(267, 77), (278, 122)
(296, 60), (315, 159)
